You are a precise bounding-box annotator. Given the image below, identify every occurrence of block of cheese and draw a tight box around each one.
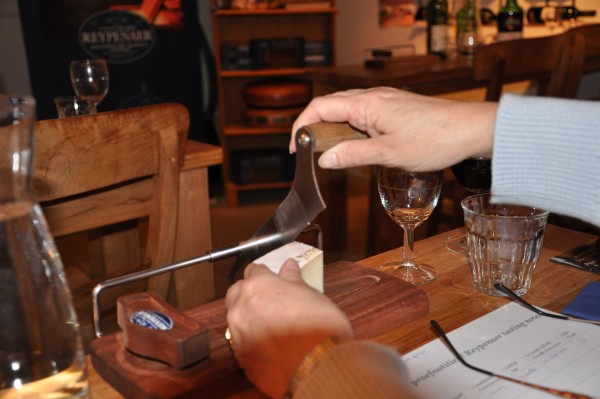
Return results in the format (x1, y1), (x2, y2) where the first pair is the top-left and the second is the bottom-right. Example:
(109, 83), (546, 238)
(253, 241), (324, 292)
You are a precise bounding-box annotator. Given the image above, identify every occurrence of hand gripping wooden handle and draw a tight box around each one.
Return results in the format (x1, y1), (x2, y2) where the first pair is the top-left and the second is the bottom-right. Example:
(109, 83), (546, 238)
(298, 122), (367, 153)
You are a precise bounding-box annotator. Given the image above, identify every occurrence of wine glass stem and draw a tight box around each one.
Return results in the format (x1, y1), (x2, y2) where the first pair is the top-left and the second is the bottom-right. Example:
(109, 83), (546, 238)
(403, 227), (416, 268)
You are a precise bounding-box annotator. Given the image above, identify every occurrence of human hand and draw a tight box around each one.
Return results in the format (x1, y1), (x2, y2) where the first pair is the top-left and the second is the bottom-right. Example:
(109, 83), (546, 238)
(225, 259), (353, 398)
(290, 87), (496, 171)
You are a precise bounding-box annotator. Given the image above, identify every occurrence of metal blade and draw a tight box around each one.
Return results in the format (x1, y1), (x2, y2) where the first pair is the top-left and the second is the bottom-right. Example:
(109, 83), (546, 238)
(228, 127), (326, 281)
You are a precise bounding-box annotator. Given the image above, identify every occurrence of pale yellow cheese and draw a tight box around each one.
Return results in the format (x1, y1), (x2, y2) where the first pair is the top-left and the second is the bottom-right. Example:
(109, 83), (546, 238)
(253, 241), (324, 292)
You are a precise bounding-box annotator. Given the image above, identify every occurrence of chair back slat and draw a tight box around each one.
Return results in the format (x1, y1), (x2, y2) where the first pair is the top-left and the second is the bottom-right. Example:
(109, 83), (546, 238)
(473, 33), (574, 101)
(34, 103), (188, 202)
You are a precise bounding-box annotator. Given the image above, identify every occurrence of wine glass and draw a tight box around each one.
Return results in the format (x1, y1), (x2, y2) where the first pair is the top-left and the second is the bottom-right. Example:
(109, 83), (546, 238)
(70, 59), (109, 108)
(445, 157), (492, 254)
(377, 167), (443, 285)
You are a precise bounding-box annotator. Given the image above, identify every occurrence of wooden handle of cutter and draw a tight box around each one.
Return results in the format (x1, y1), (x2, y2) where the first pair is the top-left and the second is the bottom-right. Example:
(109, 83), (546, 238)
(300, 122), (367, 153)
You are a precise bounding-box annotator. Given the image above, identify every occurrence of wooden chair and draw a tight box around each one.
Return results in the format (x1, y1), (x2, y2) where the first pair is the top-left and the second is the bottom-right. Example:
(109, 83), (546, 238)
(33, 103), (189, 348)
(562, 23), (600, 99)
(473, 32), (583, 101)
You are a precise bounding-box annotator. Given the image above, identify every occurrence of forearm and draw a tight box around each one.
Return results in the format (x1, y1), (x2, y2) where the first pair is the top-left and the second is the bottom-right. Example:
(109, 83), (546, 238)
(491, 94), (600, 227)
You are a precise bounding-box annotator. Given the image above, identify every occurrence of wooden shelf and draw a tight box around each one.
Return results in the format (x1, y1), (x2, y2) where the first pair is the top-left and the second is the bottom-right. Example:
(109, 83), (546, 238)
(226, 180), (293, 192)
(220, 68), (315, 78)
(213, 7), (338, 16)
(223, 124), (292, 136)
(213, 5), (336, 207)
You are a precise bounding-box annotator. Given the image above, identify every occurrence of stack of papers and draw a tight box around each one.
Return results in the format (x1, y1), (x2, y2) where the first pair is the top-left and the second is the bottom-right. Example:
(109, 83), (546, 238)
(402, 302), (600, 398)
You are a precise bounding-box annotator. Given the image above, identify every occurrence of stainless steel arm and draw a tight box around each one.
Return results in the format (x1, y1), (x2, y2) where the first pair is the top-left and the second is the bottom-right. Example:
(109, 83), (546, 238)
(91, 225), (323, 338)
(92, 234), (281, 337)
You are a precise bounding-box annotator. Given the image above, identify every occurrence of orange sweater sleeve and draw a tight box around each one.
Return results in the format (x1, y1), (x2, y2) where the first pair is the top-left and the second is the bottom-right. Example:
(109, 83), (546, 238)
(292, 340), (420, 399)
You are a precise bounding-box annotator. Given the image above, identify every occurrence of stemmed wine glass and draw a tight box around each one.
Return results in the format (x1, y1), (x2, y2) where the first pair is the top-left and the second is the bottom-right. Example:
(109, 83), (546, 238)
(445, 157), (492, 254)
(70, 59), (109, 109)
(377, 167), (443, 285)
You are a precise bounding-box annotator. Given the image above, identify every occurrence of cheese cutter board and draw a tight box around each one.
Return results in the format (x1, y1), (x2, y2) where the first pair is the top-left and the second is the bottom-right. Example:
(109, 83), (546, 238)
(90, 261), (429, 399)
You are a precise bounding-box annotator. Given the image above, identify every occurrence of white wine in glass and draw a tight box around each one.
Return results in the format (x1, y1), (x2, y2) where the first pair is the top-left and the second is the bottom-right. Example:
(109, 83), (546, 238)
(70, 59), (109, 108)
(377, 167), (443, 285)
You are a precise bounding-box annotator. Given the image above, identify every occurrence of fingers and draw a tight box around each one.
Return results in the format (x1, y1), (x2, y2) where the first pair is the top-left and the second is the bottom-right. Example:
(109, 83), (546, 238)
(226, 263), (272, 310)
(290, 89), (374, 153)
(225, 280), (242, 311)
(278, 259), (304, 283)
(243, 262), (270, 278)
(227, 261), (303, 310)
(317, 137), (390, 169)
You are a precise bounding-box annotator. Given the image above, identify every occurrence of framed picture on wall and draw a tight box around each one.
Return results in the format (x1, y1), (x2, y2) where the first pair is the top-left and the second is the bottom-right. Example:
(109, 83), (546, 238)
(380, 0), (416, 27)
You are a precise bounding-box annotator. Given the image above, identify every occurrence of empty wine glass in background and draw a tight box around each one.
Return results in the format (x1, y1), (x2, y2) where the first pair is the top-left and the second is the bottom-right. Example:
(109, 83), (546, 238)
(70, 59), (109, 108)
(377, 167), (443, 285)
(54, 95), (97, 118)
(445, 157), (492, 254)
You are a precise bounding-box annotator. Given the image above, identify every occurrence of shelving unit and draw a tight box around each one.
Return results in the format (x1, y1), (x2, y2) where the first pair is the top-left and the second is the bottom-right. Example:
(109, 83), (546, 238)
(212, 5), (337, 207)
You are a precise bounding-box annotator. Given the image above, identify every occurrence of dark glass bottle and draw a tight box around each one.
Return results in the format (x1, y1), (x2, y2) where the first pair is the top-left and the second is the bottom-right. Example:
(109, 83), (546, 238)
(427, 0), (449, 59)
(497, 0), (523, 41)
(527, 6), (596, 24)
(456, 0), (480, 55)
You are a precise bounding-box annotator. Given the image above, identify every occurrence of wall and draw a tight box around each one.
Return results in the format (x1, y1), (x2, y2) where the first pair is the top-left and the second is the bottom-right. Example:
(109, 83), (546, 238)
(2, 0), (599, 97)
(0, 0), (30, 94)
(334, 0), (600, 98)
(335, 0), (600, 65)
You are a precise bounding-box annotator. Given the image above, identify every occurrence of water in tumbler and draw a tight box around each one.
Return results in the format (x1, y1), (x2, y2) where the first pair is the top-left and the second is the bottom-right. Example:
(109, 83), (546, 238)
(462, 194), (549, 297)
(466, 229), (545, 296)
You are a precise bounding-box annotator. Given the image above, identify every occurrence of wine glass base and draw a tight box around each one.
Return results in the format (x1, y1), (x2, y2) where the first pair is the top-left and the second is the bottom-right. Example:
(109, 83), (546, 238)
(445, 234), (468, 255)
(379, 262), (438, 285)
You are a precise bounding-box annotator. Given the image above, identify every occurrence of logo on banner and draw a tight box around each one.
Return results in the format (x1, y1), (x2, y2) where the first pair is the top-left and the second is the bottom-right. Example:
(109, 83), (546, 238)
(78, 10), (156, 64)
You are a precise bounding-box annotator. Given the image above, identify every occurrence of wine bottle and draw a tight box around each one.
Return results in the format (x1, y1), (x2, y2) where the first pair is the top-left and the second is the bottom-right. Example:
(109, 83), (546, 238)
(526, 6), (596, 24)
(497, 0), (523, 41)
(415, 0), (427, 20)
(427, 0), (449, 59)
(480, 7), (497, 25)
(456, 0), (480, 55)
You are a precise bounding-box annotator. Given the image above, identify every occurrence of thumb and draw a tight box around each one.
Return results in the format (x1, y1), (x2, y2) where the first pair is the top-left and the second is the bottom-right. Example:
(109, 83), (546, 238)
(317, 139), (383, 169)
(278, 259), (304, 284)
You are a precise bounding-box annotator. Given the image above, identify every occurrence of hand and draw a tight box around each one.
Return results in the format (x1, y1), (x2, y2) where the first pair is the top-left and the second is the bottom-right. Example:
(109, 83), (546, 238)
(225, 260), (353, 398)
(290, 87), (497, 171)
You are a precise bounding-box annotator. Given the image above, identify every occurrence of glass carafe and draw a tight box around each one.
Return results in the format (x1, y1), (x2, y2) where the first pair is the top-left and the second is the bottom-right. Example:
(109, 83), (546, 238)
(0, 94), (88, 398)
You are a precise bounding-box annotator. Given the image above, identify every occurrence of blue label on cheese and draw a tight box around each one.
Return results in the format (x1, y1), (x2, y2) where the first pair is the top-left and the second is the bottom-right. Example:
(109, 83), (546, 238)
(130, 310), (173, 330)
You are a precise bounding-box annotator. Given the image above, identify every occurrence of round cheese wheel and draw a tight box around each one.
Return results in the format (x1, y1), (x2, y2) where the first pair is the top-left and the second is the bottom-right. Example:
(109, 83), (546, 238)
(243, 80), (311, 108)
(243, 107), (303, 127)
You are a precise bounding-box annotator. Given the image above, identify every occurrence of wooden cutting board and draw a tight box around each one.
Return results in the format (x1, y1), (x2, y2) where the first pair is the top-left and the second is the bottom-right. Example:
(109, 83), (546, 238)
(90, 261), (429, 398)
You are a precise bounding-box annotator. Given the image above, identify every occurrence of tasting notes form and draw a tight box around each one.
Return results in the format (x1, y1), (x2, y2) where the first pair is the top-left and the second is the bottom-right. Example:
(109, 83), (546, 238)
(402, 302), (600, 398)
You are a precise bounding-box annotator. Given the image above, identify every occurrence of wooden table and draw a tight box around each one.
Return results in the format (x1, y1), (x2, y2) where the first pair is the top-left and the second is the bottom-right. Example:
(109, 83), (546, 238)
(359, 224), (599, 353)
(86, 224), (599, 398)
(311, 55), (478, 97)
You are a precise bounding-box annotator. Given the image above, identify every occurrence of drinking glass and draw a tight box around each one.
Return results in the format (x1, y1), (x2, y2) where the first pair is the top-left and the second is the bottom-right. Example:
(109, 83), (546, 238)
(377, 167), (443, 285)
(445, 157), (491, 254)
(54, 95), (97, 118)
(70, 59), (109, 107)
(462, 194), (549, 296)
